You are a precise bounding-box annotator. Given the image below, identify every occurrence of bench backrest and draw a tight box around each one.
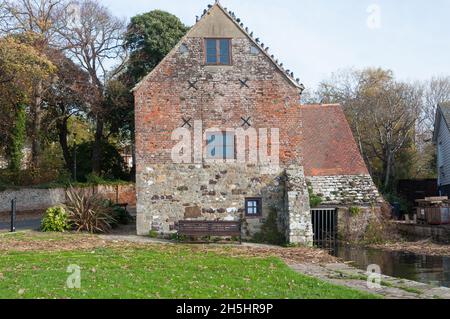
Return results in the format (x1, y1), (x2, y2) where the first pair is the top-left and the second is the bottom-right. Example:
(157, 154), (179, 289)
(178, 220), (241, 236)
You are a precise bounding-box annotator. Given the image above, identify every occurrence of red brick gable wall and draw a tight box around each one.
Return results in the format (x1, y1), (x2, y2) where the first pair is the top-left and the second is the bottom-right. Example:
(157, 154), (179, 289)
(300, 104), (369, 176)
(134, 35), (303, 169)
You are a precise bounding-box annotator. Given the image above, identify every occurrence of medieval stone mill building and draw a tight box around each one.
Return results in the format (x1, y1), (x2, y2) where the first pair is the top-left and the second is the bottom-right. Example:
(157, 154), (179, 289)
(133, 2), (383, 245)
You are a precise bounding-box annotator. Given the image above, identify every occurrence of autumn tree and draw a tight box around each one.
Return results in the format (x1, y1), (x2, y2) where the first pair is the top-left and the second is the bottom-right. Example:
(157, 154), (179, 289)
(318, 68), (422, 191)
(421, 76), (450, 135)
(0, 0), (67, 167)
(0, 35), (55, 169)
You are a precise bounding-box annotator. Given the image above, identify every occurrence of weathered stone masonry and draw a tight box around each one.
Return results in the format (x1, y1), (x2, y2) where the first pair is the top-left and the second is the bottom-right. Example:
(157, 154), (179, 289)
(307, 175), (382, 206)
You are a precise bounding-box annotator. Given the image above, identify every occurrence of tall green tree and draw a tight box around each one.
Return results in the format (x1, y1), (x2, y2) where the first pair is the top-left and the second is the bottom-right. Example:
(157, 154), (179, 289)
(107, 10), (189, 179)
(125, 10), (189, 83)
(43, 51), (92, 175)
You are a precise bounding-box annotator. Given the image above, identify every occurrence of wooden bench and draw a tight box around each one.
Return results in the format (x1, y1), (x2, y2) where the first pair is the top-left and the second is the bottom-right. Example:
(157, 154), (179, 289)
(177, 220), (242, 244)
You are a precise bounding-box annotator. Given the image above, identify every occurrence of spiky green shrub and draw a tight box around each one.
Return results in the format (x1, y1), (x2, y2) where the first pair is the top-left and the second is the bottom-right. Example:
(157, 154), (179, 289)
(65, 188), (116, 234)
(41, 206), (71, 232)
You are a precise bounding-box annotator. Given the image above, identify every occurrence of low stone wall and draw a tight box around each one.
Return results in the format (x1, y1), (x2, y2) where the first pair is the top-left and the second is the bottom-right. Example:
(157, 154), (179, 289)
(307, 175), (386, 243)
(395, 223), (450, 244)
(0, 184), (136, 213)
(307, 174), (382, 206)
(336, 206), (382, 243)
(0, 188), (65, 213)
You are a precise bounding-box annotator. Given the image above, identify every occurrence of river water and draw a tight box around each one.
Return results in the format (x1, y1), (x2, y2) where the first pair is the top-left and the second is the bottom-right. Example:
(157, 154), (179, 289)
(331, 244), (450, 288)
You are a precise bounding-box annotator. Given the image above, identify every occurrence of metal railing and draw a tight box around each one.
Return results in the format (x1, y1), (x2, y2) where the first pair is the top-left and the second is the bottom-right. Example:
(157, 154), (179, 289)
(311, 208), (338, 248)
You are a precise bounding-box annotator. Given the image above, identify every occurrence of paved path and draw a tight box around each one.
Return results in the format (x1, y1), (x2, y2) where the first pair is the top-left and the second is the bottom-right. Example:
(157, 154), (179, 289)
(0, 219), (41, 232)
(290, 263), (450, 299)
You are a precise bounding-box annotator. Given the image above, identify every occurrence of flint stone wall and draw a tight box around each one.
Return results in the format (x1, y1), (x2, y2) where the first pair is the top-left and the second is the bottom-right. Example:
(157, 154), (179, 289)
(136, 164), (313, 245)
(307, 175), (382, 206)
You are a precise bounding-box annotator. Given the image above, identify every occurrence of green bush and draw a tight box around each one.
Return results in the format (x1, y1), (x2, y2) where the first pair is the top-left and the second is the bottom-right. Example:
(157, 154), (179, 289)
(41, 206), (71, 232)
(308, 187), (323, 208)
(349, 206), (362, 216)
(363, 218), (386, 245)
(0, 167), (64, 188)
(69, 141), (130, 182)
(149, 230), (159, 238)
(251, 208), (286, 246)
(102, 200), (134, 226)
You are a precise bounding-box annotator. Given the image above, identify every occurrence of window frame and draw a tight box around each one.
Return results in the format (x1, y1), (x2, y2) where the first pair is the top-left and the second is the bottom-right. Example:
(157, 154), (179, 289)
(245, 198), (262, 218)
(206, 131), (236, 161)
(204, 38), (232, 66)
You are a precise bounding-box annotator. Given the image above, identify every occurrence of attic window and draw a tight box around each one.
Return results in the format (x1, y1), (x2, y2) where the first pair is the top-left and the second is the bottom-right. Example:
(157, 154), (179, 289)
(205, 38), (231, 65)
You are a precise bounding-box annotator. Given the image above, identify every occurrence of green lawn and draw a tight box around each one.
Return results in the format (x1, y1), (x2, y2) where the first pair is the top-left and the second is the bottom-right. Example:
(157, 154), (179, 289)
(0, 246), (378, 299)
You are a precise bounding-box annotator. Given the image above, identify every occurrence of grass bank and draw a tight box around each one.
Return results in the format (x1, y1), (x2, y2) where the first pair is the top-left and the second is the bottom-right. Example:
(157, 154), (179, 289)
(0, 233), (378, 299)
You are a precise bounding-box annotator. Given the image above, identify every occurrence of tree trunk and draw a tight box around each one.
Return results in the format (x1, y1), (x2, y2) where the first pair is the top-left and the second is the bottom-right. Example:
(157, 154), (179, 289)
(57, 117), (72, 174)
(384, 150), (393, 190)
(92, 115), (104, 175)
(31, 81), (43, 168)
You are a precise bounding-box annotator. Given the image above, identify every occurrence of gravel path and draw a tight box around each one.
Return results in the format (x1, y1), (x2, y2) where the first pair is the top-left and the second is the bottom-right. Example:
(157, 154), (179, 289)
(0, 219), (41, 232)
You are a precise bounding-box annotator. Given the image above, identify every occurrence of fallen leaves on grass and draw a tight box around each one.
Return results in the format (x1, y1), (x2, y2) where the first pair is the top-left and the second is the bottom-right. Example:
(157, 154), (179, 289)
(0, 231), (337, 264)
(0, 231), (110, 252)
(190, 244), (337, 264)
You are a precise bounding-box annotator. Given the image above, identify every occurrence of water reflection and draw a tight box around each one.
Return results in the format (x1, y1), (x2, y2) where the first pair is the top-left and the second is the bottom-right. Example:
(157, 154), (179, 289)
(331, 244), (450, 288)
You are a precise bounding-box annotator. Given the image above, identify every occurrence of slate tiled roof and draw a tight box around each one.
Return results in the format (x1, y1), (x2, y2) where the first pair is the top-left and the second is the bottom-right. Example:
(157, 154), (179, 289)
(301, 104), (369, 177)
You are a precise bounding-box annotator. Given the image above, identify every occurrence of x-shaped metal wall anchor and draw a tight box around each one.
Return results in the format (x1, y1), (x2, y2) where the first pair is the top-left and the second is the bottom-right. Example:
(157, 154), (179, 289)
(181, 117), (192, 128)
(188, 80), (198, 90)
(239, 78), (250, 89)
(241, 117), (252, 127)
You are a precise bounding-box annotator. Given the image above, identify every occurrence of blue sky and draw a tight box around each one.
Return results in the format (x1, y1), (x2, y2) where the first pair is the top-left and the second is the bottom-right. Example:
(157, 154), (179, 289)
(101, 0), (450, 90)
